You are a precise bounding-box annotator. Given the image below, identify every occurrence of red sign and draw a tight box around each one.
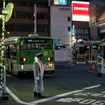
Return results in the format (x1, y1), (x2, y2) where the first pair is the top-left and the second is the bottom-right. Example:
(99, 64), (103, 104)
(73, 3), (89, 16)
(72, 1), (89, 21)
(54, 0), (58, 4)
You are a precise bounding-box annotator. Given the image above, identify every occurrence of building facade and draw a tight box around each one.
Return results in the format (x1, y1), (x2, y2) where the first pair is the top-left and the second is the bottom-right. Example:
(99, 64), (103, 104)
(89, 0), (105, 40)
(72, 1), (90, 41)
(0, 0), (90, 47)
(72, 22), (89, 40)
(0, 0), (72, 47)
(0, 0), (50, 38)
(50, 6), (72, 47)
(49, 0), (72, 48)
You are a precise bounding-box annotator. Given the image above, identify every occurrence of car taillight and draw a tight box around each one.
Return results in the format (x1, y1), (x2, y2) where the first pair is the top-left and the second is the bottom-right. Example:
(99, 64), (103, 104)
(48, 57), (53, 61)
(48, 57), (51, 61)
(23, 58), (26, 62)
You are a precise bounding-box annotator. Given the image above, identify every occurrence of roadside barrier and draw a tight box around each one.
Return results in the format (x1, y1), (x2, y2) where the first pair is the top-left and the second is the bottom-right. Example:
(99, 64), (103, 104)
(88, 61), (97, 72)
(76, 54), (85, 64)
(0, 64), (8, 102)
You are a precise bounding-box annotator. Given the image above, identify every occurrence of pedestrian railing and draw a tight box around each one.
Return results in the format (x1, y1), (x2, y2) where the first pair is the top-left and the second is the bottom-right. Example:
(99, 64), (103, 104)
(0, 64), (7, 102)
(0, 64), (6, 93)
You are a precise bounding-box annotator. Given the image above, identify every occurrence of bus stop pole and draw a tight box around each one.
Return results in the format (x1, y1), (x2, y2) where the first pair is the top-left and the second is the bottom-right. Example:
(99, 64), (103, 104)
(0, 0), (9, 100)
(1, 16), (5, 62)
(1, 0), (5, 62)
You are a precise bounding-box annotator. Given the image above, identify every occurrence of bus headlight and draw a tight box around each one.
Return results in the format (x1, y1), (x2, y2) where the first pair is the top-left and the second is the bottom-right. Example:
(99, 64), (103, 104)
(46, 63), (53, 68)
(48, 63), (53, 67)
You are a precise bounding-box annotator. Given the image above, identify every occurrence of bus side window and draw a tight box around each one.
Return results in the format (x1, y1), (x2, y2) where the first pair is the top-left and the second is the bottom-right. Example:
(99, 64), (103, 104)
(4, 46), (10, 58)
(10, 44), (17, 59)
(20, 40), (28, 49)
(28, 43), (31, 49)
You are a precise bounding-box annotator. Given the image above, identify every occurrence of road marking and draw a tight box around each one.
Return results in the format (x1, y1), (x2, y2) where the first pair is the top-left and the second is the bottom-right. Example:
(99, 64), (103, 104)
(57, 98), (105, 105)
(30, 90), (83, 104)
(6, 84), (102, 105)
(6, 87), (31, 105)
(83, 84), (101, 90)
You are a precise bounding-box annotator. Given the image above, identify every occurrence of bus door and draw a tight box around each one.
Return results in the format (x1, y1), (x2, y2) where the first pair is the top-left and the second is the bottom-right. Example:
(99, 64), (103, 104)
(4, 45), (11, 72)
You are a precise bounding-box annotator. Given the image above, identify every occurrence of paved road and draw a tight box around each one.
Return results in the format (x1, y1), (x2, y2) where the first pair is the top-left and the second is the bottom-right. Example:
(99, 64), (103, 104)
(1, 62), (105, 105)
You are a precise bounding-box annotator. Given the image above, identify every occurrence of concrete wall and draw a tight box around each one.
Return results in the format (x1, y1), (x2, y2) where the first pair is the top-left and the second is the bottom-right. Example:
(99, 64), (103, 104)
(55, 49), (72, 62)
(90, 25), (101, 40)
(50, 6), (72, 46)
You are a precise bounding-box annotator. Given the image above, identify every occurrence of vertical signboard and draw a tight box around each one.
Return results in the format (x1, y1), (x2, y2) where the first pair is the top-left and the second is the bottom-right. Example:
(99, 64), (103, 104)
(54, 0), (67, 5)
(73, 24), (75, 36)
(72, 1), (89, 22)
(34, 4), (37, 34)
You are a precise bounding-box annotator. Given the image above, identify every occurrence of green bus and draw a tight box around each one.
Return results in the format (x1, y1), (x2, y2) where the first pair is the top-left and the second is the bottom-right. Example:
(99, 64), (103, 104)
(4, 35), (55, 76)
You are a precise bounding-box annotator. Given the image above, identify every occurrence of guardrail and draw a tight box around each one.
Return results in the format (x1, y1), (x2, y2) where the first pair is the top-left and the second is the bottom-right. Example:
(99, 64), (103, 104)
(0, 64), (6, 93)
(0, 64), (8, 101)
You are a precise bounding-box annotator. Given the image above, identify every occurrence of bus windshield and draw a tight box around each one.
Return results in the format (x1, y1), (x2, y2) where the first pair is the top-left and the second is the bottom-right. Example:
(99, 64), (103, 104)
(20, 39), (53, 50)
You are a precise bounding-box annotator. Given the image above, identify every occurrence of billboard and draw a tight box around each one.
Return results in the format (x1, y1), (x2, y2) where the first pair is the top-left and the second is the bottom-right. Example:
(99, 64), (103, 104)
(72, 1), (89, 22)
(54, 0), (67, 5)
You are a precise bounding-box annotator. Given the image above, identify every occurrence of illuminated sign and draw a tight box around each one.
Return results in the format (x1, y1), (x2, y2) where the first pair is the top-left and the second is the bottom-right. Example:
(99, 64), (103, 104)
(73, 24), (75, 36)
(54, 0), (67, 5)
(72, 1), (89, 22)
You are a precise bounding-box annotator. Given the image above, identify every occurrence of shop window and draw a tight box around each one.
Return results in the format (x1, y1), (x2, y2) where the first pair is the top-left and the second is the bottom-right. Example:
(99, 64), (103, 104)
(68, 17), (70, 21)
(68, 27), (70, 31)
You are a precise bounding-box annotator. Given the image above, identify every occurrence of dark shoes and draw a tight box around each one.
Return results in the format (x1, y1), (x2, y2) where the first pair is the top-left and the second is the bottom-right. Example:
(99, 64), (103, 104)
(34, 92), (45, 99)
(38, 94), (45, 98)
